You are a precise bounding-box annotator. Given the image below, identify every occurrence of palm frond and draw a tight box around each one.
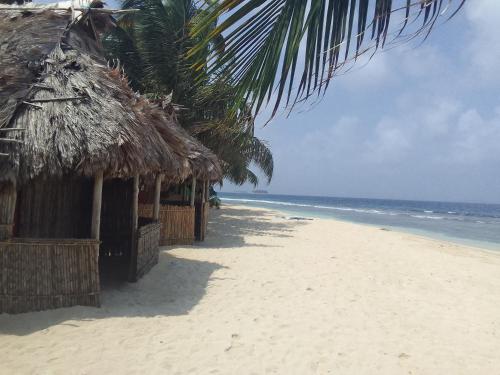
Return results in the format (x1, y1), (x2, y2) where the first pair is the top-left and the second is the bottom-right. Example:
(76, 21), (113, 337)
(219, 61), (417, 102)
(103, 0), (274, 187)
(189, 0), (466, 118)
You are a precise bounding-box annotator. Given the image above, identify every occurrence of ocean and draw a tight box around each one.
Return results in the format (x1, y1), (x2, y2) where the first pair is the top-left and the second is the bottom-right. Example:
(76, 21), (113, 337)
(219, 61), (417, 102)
(218, 192), (500, 251)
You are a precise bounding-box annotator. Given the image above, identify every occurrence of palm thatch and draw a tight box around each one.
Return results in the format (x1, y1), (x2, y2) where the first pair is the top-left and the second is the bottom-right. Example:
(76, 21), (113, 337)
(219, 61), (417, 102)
(170, 125), (222, 183)
(153, 97), (222, 182)
(0, 8), (188, 183)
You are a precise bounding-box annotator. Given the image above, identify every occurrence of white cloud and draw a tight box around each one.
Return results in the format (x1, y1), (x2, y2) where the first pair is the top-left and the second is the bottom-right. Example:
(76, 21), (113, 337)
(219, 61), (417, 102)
(465, 0), (500, 80)
(296, 94), (500, 170)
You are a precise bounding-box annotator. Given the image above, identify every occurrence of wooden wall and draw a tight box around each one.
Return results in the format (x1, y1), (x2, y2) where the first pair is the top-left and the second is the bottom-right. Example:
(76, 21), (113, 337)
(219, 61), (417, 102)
(0, 183), (16, 240)
(130, 221), (161, 282)
(0, 238), (100, 314)
(139, 204), (195, 246)
(15, 177), (92, 239)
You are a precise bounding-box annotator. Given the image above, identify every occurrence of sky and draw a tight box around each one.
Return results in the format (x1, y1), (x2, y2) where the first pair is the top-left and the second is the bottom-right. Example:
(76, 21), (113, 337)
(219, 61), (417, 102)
(30, 0), (500, 203)
(220, 0), (500, 204)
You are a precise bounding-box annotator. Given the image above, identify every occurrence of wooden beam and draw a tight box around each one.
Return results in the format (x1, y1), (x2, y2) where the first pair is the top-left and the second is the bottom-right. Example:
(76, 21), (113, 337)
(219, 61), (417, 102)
(0, 138), (23, 144)
(33, 84), (54, 91)
(153, 174), (164, 220)
(190, 176), (196, 207)
(22, 101), (43, 109)
(0, 128), (25, 133)
(90, 171), (103, 240)
(201, 180), (206, 203)
(28, 96), (87, 103)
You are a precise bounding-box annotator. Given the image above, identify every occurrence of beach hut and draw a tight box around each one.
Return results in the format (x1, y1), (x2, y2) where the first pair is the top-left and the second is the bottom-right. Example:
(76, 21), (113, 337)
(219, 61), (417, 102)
(138, 110), (222, 245)
(0, 7), (179, 313)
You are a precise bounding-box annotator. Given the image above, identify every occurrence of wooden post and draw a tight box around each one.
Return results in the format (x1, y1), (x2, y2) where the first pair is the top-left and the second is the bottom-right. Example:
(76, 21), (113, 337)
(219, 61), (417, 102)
(90, 172), (103, 240)
(153, 174), (163, 220)
(190, 176), (196, 207)
(201, 180), (206, 203)
(182, 183), (187, 203)
(128, 174), (140, 282)
(132, 175), (139, 231)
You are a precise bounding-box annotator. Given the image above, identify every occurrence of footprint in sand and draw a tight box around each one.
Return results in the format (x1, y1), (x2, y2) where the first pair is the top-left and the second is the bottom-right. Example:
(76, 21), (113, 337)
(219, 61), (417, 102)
(225, 334), (240, 352)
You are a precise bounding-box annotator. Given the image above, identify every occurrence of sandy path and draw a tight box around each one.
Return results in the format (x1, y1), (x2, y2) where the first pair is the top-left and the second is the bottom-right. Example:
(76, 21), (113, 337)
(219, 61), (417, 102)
(1, 205), (500, 374)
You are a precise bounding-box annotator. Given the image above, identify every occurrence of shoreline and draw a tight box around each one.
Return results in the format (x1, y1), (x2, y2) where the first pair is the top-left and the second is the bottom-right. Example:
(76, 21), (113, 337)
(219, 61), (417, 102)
(226, 204), (500, 258)
(2, 204), (500, 374)
(220, 198), (500, 252)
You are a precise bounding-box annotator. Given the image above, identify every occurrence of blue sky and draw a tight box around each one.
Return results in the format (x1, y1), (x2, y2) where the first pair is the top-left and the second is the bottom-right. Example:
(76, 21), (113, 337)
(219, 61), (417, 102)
(220, 1), (500, 204)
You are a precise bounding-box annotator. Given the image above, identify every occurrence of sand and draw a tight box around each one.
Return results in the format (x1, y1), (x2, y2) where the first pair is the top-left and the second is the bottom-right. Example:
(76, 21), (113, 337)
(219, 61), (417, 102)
(1, 204), (500, 375)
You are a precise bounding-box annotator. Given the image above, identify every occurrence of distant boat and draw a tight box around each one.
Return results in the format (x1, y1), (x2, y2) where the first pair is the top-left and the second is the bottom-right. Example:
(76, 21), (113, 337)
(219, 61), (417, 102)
(252, 189), (269, 194)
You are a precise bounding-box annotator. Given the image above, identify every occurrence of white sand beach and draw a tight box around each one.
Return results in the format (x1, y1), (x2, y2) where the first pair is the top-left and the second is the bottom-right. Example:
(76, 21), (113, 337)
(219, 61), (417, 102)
(1, 204), (500, 374)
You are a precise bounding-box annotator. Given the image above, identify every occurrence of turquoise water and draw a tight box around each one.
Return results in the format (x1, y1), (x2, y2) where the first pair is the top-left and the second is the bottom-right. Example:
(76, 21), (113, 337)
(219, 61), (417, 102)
(219, 192), (500, 251)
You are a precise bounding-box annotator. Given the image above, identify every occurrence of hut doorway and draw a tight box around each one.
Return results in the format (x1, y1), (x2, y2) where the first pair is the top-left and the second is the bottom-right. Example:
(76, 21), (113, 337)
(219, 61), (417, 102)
(99, 178), (134, 283)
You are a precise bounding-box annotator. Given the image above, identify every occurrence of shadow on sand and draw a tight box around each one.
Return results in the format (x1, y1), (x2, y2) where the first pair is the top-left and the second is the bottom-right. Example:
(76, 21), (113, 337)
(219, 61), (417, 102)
(0, 205), (307, 336)
(199, 205), (307, 249)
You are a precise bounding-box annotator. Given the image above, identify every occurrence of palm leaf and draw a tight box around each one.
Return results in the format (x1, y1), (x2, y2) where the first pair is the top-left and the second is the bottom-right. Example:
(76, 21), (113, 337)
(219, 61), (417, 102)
(189, 0), (466, 118)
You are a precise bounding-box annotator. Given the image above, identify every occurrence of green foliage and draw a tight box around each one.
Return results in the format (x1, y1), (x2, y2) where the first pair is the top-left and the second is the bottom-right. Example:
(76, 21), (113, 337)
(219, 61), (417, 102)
(103, 0), (274, 187)
(208, 186), (221, 209)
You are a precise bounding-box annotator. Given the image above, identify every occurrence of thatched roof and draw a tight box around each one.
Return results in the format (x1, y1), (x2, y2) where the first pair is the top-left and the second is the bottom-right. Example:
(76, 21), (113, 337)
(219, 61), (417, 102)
(180, 130), (222, 182)
(0, 8), (180, 183)
(158, 121), (222, 182)
(154, 98), (222, 182)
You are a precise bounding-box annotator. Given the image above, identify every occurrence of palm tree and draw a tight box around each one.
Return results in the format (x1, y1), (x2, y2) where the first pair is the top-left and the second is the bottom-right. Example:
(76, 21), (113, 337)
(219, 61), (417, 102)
(103, 0), (273, 186)
(0, 0), (30, 3)
(189, 0), (466, 118)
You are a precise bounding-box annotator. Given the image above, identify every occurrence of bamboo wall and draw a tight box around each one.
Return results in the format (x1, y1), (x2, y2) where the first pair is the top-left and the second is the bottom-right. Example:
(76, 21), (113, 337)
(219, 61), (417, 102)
(139, 204), (195, 246)
(0, 238), (100, 314)
(0, 183), (16, 240)
(131, 222), (161, 282)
